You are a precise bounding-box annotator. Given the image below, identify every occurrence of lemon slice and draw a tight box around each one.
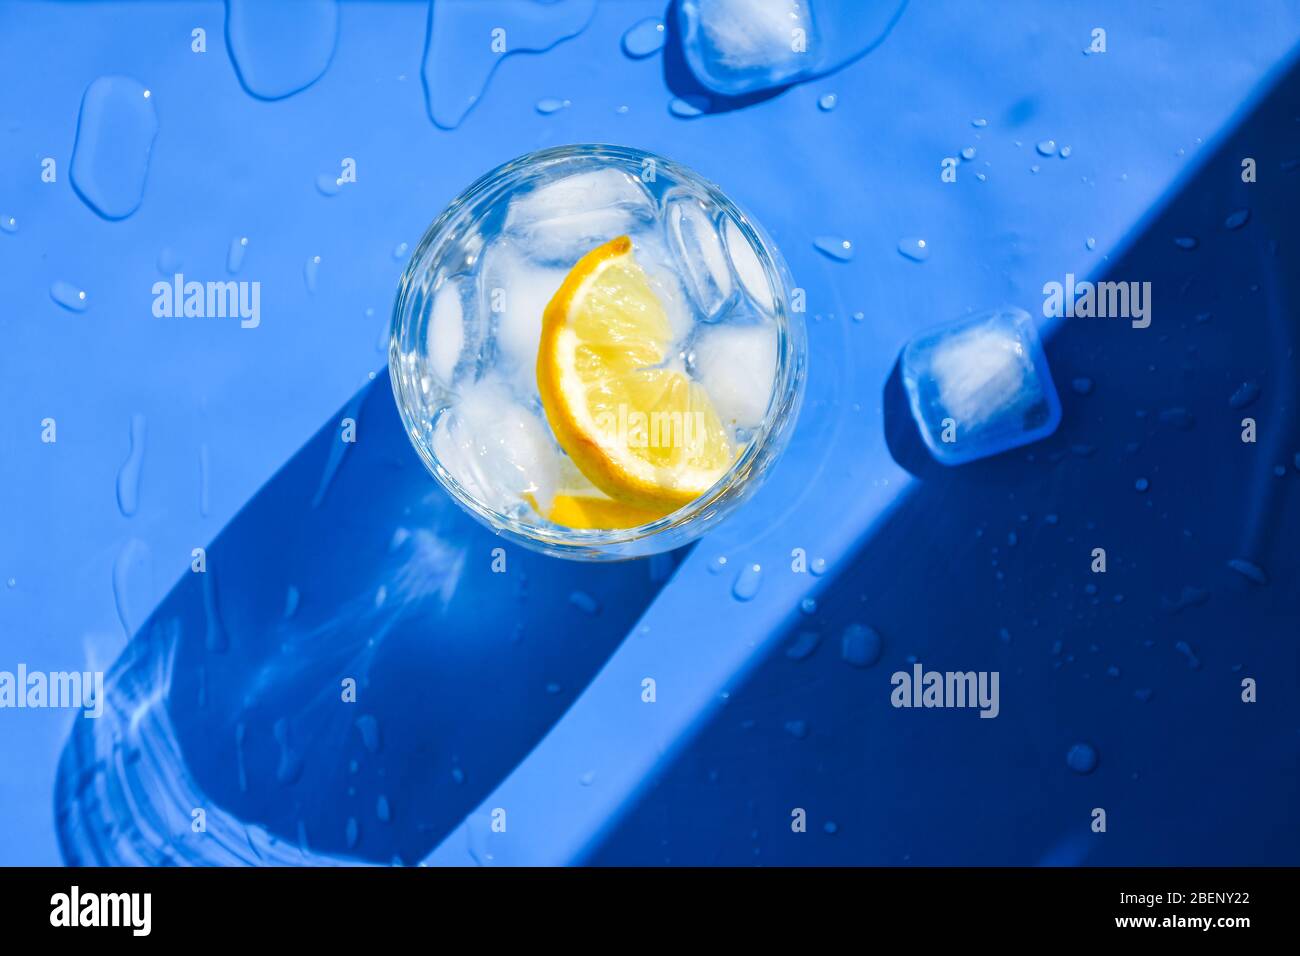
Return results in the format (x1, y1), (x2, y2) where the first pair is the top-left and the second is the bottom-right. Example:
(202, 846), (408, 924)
(547, 493), (672, 530)
(537, 236), (734, 511)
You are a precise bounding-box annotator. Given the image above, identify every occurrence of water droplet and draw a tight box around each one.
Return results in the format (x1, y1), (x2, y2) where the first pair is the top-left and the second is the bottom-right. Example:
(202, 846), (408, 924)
(451, 767), (465, 784)
(1066, 742), (1098, 774)
(376, 795), (391, 824)
(960, 146), (976, 160)
(1228, 380), (1260, 409)
(579, 769), (596, 787)
(840, 624), (882, 668)
(0, 214), (17, 233)
(897, 237), (930, 261)
(784, 719), (809, 739)
(669, 95), (708, 118)
(785, 631), (820, 660)
(1085, 237), (1096, 250)
(226, 0), (339, 100)
(1173, 236), (1199, 250)
(116, 413), (146, 516)
(535, 96), (570, 115)
(971, 117), (988, 127)
(1227, 558), (1268, 586)
(1134, 477), (1149, 493)
(817, 93), (838, 112)
(813, 236), (853, 261)
(274, 718), (304, 785)
(1224, 208), (1250, 230)
(1059, 145), (1072, 159)
(568, 590), (600, 615)
(1035, 139), (1057, 157)
(732, 563), (763, 601)
(234, 723), (249, 792)
(50, 280), (89, 312)
(227, 236), (249, 274)
(155, 246), (183, 275)
(5, 579), (14, 589)
(545, 681), (561, 695)
(810, 557), (828, 575)
(187, 440), (209, 519)
(345, 816), (359, 849)
(355, 714), (382, 753)
(304, 255), (321, 293)
(203, 570), (229, 653)
(621, 16), (665, 58)
(284, 585), (301, 619)
(1174, 640), (1202, 670)
(314, 172), (341, 196)
(1030, 163), (1041, 174)
(1071, 377), (1094, 395)
(823, 821), (838, 834)
(392, 241), (409, 261)
(111, 538), (150, 637)
(70, 75), (159, 220)
(707, 555), (729, 575)
(799, 597), (817, 616)
(424, 0), (591, 127)
(1162, 585), (1209, 614)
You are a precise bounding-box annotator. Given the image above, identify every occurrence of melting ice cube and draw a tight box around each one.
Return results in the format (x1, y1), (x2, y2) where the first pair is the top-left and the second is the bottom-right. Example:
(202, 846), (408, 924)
(431, 377), (559, 512)
(677, 0), (813, 95)
(426, 277), (468, 387)
(901, 308), (1061, 465)
(663, 189), (734, 320)
(677, 0), (908, 98)
(693, 321), (778, 430)
(723, 215), (775, 314)
(477, 240), (567, 395)
(504, 167), (656, 265)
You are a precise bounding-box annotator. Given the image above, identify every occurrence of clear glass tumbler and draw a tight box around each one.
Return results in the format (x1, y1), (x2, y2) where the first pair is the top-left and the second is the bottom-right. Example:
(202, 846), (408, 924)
(390, 144), (806, 560)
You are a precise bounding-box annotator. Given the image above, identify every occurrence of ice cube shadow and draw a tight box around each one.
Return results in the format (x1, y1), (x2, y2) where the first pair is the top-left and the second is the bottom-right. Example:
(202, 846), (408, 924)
(882, 353), (949, 479)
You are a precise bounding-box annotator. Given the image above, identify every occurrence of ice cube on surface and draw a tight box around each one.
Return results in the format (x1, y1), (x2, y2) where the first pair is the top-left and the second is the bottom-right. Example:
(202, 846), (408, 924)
(504, 167), (656, 265)
(664, 190), (734, 320)
(677, 0), (814, 96)
(432, 377), (559, 513)
(722, 215), (775, 314)
(693, 321), (778, 430)
(477, 240), (567, 395)
(426, 276), (468, 387)
(901, 308), (1061, 466)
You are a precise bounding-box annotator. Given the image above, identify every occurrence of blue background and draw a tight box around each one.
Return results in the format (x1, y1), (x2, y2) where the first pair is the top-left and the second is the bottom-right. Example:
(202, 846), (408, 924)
(2, 0), (1298, 866)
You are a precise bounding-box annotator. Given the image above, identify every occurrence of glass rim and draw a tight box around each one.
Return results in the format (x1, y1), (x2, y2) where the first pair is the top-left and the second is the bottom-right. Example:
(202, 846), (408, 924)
(389, 143), (804, 554)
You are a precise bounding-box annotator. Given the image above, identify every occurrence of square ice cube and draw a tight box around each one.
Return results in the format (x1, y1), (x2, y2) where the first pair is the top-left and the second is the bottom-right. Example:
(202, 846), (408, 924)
(901, 308), (1061, 465)
(503, 167), (656, 265)
(678, 0), (813, 96)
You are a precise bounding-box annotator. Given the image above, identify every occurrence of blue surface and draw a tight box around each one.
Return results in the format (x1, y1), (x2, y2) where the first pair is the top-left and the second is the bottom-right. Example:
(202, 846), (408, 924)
(2, 0), (1299, 866)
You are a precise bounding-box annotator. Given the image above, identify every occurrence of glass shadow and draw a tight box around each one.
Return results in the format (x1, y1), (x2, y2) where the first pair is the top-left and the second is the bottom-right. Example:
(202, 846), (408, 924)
(56, 370), (685, 865)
